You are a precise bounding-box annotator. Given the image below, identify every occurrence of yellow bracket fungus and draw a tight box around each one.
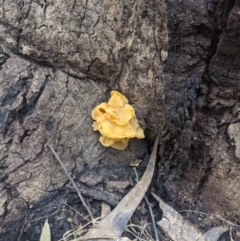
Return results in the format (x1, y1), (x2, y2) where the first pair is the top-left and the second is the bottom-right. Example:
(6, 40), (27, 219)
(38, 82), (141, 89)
(91, 90), (145, 150)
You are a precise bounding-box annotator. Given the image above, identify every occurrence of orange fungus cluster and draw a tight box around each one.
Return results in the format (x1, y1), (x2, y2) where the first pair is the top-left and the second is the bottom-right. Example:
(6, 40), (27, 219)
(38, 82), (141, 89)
(91, 91), (145, 150)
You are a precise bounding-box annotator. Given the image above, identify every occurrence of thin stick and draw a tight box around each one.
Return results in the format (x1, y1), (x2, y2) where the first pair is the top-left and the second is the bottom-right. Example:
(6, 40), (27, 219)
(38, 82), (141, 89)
(64, 203), (87, 219)
(230, 226), (234, 241)
(133, 167), (159, 241)
(126, 223), (154, 241)
(32, 209), (60, 222)
(73, 236), (120, 241)
(59, 217), (101, 241)
(48, 144), (94, 222)
(17, 224), (24, 241)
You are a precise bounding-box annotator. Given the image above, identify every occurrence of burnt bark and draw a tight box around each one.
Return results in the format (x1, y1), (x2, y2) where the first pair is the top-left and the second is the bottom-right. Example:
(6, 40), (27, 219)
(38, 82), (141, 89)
(158, 0), (240, 223)
(0, 0), (239, 240)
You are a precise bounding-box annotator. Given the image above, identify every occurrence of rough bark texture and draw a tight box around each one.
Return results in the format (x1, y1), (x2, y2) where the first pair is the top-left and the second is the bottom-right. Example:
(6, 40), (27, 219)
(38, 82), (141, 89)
(0, 0), (239, 240)
(158, 0), (240, 223)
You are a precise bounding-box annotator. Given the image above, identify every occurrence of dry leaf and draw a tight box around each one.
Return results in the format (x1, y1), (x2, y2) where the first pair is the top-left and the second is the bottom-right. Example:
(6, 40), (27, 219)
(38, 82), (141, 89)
(40, 219), (51, 241)
(197, 226), (229, 241)
(152, 193), (228, 241)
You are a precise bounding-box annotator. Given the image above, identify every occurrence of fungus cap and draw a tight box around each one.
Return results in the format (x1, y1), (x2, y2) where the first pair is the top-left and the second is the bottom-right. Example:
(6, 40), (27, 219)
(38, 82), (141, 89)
(91, 91), (145, 150)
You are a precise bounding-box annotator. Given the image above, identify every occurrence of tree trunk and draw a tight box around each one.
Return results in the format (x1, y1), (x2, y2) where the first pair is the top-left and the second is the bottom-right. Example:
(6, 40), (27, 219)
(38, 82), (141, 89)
(0, 0), (239, 240)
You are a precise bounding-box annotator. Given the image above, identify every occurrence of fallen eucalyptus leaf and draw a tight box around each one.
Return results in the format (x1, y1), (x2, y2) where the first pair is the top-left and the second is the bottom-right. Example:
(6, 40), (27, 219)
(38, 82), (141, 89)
(40, 219), (51, 241)
(197, 226), (229, 241)
(78, 134), (160, 240)
(152, 193), (228, 241)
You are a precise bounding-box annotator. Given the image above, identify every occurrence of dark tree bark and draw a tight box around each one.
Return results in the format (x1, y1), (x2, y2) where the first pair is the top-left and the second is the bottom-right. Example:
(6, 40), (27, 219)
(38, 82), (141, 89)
(0, 0), (239, 240)
(160, 0), (240, 222)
